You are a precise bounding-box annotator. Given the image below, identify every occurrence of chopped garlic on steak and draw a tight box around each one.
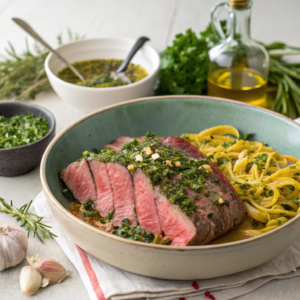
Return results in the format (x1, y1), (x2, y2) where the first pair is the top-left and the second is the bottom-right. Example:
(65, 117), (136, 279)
(175, 161), (181, 167)
(166, 160), (173, 167)
(143, 147), (153, 155)
(202, 165), (212, 173)
(152, 153), (160, 160)
(218, 198), (224, 204)
(127, 164), (135, 170)
(135, 154), (143, 162)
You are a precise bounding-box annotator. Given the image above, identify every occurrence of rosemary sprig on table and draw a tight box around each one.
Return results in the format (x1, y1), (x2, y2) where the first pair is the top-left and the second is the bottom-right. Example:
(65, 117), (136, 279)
(0, 30), (82, 101)
(0, 198), (57, 242)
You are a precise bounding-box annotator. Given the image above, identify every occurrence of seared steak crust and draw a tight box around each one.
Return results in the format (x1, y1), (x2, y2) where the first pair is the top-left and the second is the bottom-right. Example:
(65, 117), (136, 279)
(61, 134), (245, 246)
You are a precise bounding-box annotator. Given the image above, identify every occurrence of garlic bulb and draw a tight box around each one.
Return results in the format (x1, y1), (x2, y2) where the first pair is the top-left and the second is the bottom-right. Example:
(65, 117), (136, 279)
(27, 254), (70, 285)
(0, 225), (28, 271)
(20, 266), (43, 295)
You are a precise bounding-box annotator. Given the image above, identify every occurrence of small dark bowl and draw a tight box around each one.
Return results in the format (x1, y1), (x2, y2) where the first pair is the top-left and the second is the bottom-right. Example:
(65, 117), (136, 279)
(0, 102), (56, 176)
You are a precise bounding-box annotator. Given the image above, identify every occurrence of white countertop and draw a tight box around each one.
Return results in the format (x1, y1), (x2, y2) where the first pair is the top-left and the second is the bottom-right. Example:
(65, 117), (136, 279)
(1, 0), (300, 299)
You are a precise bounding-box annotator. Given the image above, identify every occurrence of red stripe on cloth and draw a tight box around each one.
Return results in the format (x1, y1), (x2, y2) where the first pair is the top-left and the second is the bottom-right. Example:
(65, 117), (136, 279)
(76, 246), (106, 300)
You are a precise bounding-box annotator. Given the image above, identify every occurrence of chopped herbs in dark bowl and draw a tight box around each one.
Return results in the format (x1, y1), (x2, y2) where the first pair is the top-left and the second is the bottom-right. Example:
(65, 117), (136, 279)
(0, 102), (55, 176)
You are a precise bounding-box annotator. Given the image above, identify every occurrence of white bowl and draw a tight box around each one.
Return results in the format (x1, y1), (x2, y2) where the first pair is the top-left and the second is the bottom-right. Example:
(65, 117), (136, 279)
(45, 37), (160, 112)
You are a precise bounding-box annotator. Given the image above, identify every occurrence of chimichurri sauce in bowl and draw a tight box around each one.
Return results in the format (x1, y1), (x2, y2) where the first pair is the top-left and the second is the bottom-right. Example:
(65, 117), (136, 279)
(0, 114), (49, 149)
(57, 59), (148, 88)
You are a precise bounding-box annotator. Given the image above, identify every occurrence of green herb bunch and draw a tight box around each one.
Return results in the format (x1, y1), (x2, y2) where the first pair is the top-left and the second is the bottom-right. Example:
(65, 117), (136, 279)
(0, 30), (82, 101)
(154, 22), (224, 96)
(155, 22), (300, 119)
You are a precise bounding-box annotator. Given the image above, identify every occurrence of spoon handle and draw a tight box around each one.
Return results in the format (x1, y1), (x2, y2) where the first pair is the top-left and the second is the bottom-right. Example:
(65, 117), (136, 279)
(12, 18), (84, 81)
(116, 37), (150, 73)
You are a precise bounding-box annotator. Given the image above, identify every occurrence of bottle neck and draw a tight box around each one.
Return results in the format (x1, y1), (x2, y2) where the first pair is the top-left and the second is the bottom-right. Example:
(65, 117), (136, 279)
(229, 6), (251, 40)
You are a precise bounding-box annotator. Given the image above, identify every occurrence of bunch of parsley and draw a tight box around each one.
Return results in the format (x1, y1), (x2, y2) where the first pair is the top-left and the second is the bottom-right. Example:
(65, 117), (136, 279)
(155, 23), (221, 96)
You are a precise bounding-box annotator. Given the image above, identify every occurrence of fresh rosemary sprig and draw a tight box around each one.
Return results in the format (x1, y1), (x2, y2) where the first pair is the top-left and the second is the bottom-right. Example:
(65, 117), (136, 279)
(0, 198), (57, 242)
(0, 30), (82, 101)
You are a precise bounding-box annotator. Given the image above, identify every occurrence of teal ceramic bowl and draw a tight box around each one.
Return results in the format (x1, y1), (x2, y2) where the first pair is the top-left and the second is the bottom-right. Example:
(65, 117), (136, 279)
(41, 96), (300, 280)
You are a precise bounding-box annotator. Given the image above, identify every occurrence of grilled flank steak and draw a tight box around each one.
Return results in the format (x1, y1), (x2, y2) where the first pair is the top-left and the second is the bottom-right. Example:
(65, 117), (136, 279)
(60, 133), (245, 246)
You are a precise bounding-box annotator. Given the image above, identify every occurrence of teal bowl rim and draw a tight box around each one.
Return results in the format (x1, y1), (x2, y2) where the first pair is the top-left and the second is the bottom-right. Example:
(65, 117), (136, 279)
(40, 95), (300, 250)
(0, 101), (56, 152)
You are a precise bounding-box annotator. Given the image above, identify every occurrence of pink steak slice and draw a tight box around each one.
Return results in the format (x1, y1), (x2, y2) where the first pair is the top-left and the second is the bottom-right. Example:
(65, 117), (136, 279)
(60, 159), (96, 204)
(104, 136), (134, 153)
(153, 190), (197, 246)
(89, 160), (114, 217)
(133, 169), (162, 235)
(107, 162), (137, 226)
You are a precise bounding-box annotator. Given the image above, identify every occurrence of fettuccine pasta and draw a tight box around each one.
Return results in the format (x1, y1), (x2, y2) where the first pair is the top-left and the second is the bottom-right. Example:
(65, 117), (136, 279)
(183, 126), (300, 236)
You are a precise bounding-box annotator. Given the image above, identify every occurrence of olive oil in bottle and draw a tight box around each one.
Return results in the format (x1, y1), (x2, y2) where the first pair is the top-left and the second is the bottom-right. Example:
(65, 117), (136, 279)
(207, 0), (269, 107)
(207, 67), (268, 107)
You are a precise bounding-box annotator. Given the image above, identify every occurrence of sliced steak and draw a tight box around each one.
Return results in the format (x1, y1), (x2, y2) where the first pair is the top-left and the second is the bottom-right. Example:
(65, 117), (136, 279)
(160, 136), (245, 227)
(104, 136), (134, 153)
(60, 159), (96, 204)
(133, 170), (162, 235)
(153, 190), (197, 246)
(161, 136), (201, 159)
(89, 160), (114, 217)
(107, 162), (137, 226)
(103, 135), (244, 241)
(186, 185), (232, 238)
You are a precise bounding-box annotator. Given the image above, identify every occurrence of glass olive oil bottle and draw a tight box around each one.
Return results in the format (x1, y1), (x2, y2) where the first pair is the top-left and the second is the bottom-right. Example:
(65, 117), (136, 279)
(207, 0), (269, 107)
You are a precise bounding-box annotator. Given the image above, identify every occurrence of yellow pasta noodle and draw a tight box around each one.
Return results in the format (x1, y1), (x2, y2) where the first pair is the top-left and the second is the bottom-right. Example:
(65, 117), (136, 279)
(183, 126), (300, 236)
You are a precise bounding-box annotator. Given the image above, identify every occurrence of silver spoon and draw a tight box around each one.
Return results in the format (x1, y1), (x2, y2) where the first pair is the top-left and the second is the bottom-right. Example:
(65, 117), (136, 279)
(111, 36), (150, 84)
(12, 18), (85, 81)
(83, 36), (150, 86)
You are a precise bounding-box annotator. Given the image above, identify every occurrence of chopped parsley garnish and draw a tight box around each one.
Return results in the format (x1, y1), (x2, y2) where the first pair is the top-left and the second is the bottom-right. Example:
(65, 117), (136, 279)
(237, 183), (251, 189)
(81, 199), (100, 218)
(295, 172), (300, 176)
(292, 198), (300, 205)
(62, 188), (75, 200)
(252, 219), (259, 229)
(207, 213), (213, 219)
(83, 199), (93, 210)
(290, 166), (296, 169)
(84, 210), (99, 218)
(240, 133), (252, 141)
(0, 114), (49, 149)
(84, 132), (210, 215)
(222, 140), (236, 148)
(217, 157), (229, 166)
(180, 134), (190, 141)
(112, 218), (155, 243)
(246, 154), (268, 172)
(106, 210), (115, 221)
(92, 148), (101, 154)
(212, 199), (229, 206)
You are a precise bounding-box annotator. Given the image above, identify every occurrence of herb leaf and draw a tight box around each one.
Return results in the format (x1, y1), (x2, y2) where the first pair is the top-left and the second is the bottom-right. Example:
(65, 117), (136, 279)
(112, 218), (155, 243)
(240, 133), (253, 140)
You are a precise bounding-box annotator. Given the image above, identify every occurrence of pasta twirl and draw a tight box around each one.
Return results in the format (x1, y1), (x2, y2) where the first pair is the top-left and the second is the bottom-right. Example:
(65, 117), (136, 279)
(183, 126), (300, 236)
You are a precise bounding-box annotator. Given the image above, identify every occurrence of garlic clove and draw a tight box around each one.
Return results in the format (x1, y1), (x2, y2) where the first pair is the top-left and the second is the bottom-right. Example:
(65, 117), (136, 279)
(27, 254), (71, 285)
(41, 276), (50, 288)
(0, 225), (28, 272)
(20, 266), (42, 295)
